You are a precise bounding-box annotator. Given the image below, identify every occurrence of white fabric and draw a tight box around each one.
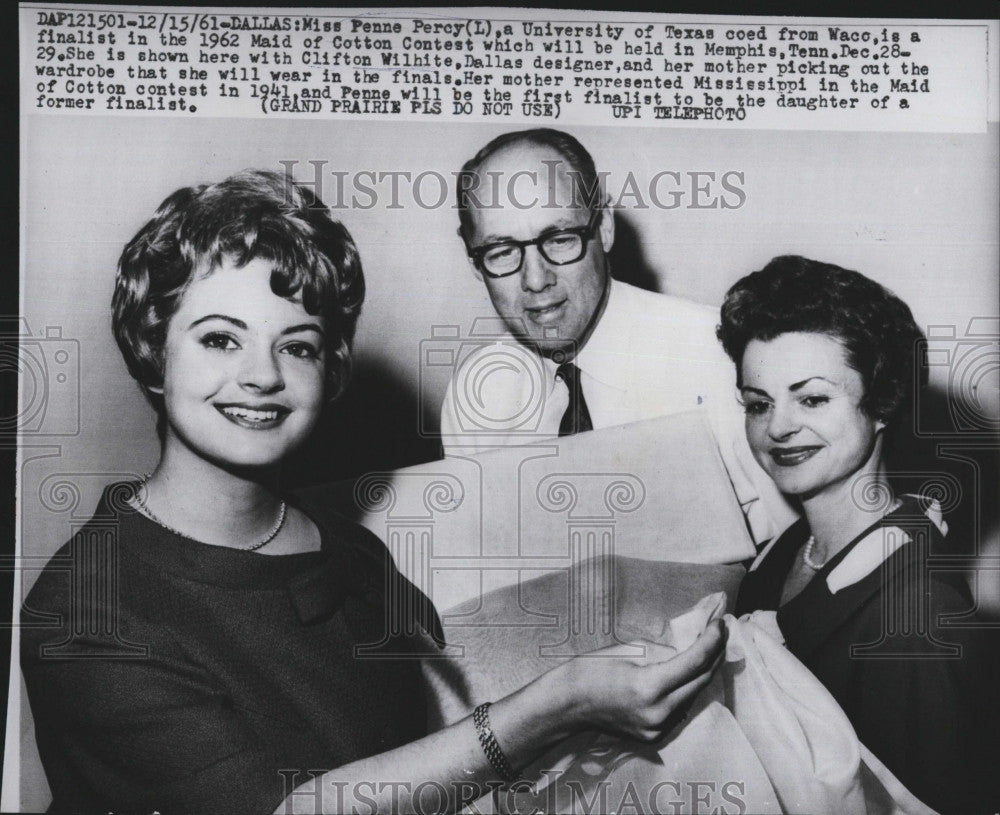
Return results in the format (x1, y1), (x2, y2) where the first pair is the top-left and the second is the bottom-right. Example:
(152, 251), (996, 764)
(501, 594), (784, 815)
(492, 597), (938, 815)
(440, 280), (797, 545)
(724, 611), (937, 814)
(725, 610), (868, 812)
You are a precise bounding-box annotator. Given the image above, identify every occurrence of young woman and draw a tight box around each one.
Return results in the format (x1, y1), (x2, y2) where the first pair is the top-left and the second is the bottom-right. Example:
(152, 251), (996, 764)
(21, 170), (725, 814)
(718, 255), (999, 814)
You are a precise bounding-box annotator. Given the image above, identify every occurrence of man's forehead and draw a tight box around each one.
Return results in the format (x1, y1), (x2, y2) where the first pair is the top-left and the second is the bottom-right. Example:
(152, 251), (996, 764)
(466, 198), (588, 242)
(474, 141), (577, 188)
(466, 142), (590, 239)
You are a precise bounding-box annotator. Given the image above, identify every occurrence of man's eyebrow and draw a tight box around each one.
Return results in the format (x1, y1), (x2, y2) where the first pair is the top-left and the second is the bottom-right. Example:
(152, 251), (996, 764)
(477, 217), (587, 245)
(188, 314), (246, 330)
(476, 232), (517, 245)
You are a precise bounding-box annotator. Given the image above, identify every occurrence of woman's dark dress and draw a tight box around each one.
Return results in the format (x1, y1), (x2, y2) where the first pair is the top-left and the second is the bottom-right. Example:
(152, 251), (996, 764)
(21, 482), (443, 814)
(736, 496), (999, 814)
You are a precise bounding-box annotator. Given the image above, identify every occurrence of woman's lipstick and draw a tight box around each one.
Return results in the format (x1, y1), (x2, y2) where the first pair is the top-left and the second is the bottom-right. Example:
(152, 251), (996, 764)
(769, 446), (822, 466)
(215, 403), (289, 430)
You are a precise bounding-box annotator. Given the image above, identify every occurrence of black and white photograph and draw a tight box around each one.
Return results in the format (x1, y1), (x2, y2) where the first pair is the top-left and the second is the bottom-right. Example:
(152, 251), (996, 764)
(6, 4), (1000, 813)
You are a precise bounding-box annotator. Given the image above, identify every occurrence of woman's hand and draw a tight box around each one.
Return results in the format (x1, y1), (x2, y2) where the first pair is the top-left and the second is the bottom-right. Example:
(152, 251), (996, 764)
(548, 618), (727, 743)
(280, 620), (726, 814)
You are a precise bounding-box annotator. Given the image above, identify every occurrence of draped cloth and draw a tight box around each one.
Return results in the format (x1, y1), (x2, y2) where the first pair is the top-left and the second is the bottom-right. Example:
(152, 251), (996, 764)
(422, 557), (937, 814)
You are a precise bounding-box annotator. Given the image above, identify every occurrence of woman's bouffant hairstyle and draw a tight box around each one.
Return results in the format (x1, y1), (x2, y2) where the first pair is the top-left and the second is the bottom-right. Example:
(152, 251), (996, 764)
(717, 255), (927, 427)
(112, 169), (365, 410)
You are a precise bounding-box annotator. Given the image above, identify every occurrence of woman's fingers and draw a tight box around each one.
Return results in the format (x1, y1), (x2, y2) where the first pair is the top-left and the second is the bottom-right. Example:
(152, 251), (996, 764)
(647, 618), (727, 692)
(564, 619), (727, 741)
(629, 621), (727, 740)
(645, 620), (726, 712)
(660, 654), (718, 711)
(597, 640), (678, 665)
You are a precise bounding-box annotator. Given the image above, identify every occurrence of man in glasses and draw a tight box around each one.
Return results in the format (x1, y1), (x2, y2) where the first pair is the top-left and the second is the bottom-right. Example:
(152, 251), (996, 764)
(441, 128), (792, 544)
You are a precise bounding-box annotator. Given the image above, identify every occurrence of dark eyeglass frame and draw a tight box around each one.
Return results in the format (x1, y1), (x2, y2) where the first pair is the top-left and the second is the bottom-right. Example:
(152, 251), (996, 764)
(467, 208), (603, 279)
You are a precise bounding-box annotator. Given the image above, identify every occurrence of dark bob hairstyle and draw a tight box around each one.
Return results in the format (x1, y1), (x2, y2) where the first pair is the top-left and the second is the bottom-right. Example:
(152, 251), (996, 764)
(112, 169), (365, 411)
(717, 255), (927, 426)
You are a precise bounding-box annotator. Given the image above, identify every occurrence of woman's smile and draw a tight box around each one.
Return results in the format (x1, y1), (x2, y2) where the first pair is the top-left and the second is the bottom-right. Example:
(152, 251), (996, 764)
(768, 445), (823, 467)
(215, 402), (291, 429)
(154, 256), (327, 470)
(740, 332), (883, 498)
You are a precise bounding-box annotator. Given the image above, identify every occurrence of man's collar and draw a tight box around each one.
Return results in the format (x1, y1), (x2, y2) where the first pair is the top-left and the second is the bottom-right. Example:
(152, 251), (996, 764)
(572, 278), (629, 391)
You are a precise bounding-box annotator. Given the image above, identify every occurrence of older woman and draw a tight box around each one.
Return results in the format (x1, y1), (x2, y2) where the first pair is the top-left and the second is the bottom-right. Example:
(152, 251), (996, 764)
(21, 170), (724, 815)
(718, 256), (998, 814)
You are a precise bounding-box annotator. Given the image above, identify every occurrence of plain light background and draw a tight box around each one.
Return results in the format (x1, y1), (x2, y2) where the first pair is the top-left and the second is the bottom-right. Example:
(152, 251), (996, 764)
(13, 113), (1000, 809)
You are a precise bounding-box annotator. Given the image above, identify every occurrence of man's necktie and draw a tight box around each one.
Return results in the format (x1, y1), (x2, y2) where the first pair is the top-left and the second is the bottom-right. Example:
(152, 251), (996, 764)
(556, 362), (593, 437)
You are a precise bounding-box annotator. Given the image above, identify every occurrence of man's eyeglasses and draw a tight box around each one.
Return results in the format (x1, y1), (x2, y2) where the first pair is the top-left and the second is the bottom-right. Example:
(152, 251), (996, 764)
(468, 209), (603, 278)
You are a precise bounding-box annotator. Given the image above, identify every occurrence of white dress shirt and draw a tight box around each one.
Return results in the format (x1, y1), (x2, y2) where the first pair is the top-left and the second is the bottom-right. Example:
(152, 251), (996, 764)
(440, 279), (797, 545)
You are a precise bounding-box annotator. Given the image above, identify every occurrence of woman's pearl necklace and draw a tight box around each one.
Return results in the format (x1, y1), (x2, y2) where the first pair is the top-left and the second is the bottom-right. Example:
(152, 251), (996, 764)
(802, 535), (828, 570)
(802, 498), (904, 572)
(131, 475), (287, 552)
